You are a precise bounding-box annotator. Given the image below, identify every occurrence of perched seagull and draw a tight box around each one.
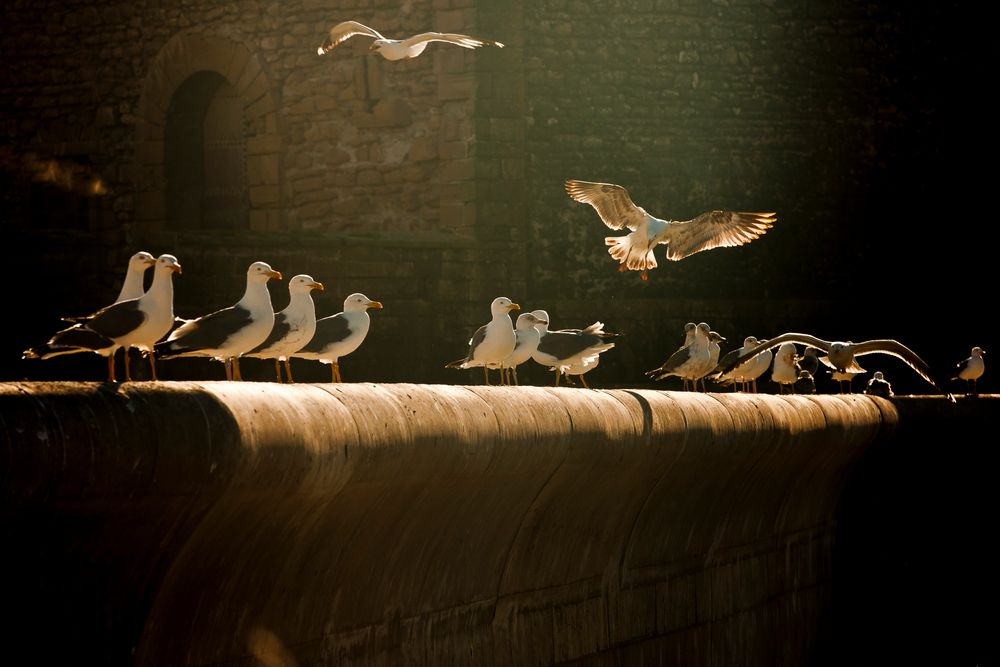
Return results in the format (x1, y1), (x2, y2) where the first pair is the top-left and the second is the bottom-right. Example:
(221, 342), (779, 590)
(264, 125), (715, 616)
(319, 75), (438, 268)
(530, 309), (618, 388)
(317, 20), (503, 60)
(692, 330), (726, 392)
(771, 342), (799, 394)
(245, 275), (324, 383)
(952, 346), (985, 397)
(157, 261), (282, 380)
(565, 180), (776, 281)
(647, 322), (712, 390)
(24, 254), (182, 382)
(446, 297), (520, 385)
(711, 335), (759, 391)
(865, 371), (894, 399)
(829, 367), (866, 394)
(294, 293), (383, 383)
(794, 369), (817, 394)
(727, 332), (949, 397)
(743, 342), (773, 393)
(500, 312), (548, 386)
(798, 346), (822, 377)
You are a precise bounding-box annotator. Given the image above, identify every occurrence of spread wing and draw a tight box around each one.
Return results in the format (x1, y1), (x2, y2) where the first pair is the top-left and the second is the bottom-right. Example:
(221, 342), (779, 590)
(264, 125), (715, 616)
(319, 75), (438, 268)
(852, 339), (943, 391)
(565, 180), (648, 231)
(318, 20), (385, 55)
(400, 32), (503, 50)
(724, 333), (831, 375)
(663, 210), (776, 260)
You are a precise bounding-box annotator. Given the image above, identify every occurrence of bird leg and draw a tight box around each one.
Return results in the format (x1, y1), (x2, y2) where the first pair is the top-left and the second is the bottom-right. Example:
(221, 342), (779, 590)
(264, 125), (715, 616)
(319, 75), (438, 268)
(554, 369), (561, 387)
(233, 357), (243, 381)
(641, 271), (649, 282)
(224, 358), (233, 381)
(124, 348), (132, 382)
(107, 351), (116, 383)
(274, 359), (283, 383)
(579, 374), (590, 389)
(333, 362), (342, 383)
(284, 359), (295, 384)
(148, 352), (158, 381)
(483, 366), (491, 386)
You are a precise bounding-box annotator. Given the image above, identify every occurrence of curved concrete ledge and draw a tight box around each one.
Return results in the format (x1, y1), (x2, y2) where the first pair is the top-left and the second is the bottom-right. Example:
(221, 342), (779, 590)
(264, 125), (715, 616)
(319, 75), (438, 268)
(0, 383), (916, 664)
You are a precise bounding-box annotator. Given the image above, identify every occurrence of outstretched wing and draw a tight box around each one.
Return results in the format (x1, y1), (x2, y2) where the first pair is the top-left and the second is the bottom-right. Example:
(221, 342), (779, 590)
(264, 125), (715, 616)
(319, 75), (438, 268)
(400, 32), (503, 50)
(722, 332), (831, 375)
(852, 339), (944, 392)
(663, 210), (776, 260)
(318, 20), (385, 55)
(565, 180), (649, 231)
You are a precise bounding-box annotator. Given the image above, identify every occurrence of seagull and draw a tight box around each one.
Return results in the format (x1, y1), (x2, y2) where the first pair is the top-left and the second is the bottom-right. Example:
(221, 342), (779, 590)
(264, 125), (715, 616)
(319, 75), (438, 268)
(647, 322), (711, 390)
(24, 254), (182, 382)
(798, 346), (822, 377)
(317, 20), (504, 60)
(710, 335), (760, 391)
(156, 261), (282, 380)
(62, 251), (156, 322)
(565, 180), (776, 281)
(726, 332), (949, 396)
(952, 346), (985, 397)
(771, 342), (799, 393)
(245, 275), (324, 383)
(743, 344), (773, 393)
(794, 369), (817, 394)
(865, 371), (894, 399)
(500, 312), (548, 386)
(446, 297), (520, 385)
(294, 293), (383, 383)
(530, 309), (618, 387)
(692, 330), (726, 391)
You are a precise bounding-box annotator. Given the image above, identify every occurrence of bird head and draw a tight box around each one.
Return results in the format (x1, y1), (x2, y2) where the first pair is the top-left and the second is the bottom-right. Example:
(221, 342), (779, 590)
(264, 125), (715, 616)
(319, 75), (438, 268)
(289, 274), (323, 294)
(156, 254), (182, 274)
(248, 261), (282, 283)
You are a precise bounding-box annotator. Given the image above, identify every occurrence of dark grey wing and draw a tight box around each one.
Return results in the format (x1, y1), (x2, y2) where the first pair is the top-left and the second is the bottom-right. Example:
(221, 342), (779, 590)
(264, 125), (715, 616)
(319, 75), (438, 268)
(85, 299), (147, 339)
(444, 324), (488, 368)
(709, 346), (742, 376)
(537, 330), (596, 361)
(23, 325), (115, 359)
(727, 333), (831, 372)
(160, 305), (253, 353)
(248, 312), (289, 354)
(299, 313), (353, 354)
(665, 210), (776, 260)
(646, 344), (692, 378)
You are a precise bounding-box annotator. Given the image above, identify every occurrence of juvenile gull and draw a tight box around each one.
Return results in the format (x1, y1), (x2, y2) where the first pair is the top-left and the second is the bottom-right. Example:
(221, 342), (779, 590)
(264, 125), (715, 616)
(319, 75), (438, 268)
(565, 180), (775, 281)
(25, 254), (181, 382)
(157, 261), (282, 380)
(295, 293), (383, 383)
(865, 371), (894, 399)
(446, 297), (519, 385)
(530, 309), (617, 387)
(952, 346), (985, 397)
(318, 20), (503, 60)
(246, 274), (324, 383)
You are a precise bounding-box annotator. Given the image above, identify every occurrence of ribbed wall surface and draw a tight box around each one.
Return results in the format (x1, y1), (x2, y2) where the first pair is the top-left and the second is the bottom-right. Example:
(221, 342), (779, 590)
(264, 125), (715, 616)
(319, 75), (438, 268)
(0, 382), (935, 665)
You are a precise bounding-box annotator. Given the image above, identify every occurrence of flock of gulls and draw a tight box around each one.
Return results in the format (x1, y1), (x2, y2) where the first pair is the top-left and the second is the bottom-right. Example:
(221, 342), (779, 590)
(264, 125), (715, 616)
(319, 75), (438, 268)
(20, 20), (987, 397)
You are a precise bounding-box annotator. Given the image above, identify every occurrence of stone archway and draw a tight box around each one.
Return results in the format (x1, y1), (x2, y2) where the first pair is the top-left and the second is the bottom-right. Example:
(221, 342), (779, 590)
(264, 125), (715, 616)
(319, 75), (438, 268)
(134, 32), (281, 231)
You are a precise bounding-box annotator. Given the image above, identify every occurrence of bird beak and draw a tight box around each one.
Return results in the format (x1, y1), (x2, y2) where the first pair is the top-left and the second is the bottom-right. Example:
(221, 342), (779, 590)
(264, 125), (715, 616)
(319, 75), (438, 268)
(268, 270), (283, 280)
(509, 303), (521, 312)
(310, 281), (324, 291)
(368, 301), (383, 310)
(538, 319), (548, 325)
(171, 264), (182, 274)
(144, 257), (157, 267)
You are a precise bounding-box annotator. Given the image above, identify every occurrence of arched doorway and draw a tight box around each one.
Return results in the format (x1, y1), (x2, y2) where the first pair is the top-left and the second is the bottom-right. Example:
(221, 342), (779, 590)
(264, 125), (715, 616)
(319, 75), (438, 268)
(165, 71), (248, 230)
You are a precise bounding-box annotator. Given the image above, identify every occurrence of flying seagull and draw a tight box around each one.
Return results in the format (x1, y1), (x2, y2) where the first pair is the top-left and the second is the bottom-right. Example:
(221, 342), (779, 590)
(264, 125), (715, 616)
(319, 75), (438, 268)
(446, 297), (519, 385)
(318, 20), (503, 60)
(294, 293), (383, 383)
(565, 180), (776, 280)
(530, 309), (618, 388)
(952, 346), (985, 397)
(157, 261), (282, 380)
(726, 332), (950, 397)
(24, 254), (182, 382)
(245, 274), (324, 383)
(829, 366), (867, 394)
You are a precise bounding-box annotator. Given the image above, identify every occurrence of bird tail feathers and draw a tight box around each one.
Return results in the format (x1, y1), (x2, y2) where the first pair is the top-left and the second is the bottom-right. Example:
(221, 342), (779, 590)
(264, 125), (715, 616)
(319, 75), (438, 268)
(605, 233), (657, 271)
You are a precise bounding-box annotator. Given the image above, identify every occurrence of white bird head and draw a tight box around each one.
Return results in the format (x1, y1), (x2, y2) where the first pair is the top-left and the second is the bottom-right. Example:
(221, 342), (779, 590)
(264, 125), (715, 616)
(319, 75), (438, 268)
(247, 261), (282, 283)
(490, 297), (520, 316)
(130, 251), (157, 270)
(516, 312), (546, 330)
(873, 371), (885, 380)
(369, 39), (389, 52)
(344, 292), (382, 312)
(972, 346), (984, 357)
(777, 342), (797, 361)
(155, 254), (182, 274)
(288, 274), (324, 294)
(743, 335), (758, 346)
(709, 331), (726, 343)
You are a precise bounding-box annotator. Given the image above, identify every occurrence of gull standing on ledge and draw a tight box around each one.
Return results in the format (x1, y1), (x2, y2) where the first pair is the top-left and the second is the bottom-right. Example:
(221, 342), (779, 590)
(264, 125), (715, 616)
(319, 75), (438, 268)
(295, 293), (383, 383)
(565, 180), (776, 281)
(245, 274), (324, 383)
(953, 346), (985, 396)
(501, 311), (548, 386)
(646, 322), (711, 390)
(446, 297), (519, 385)
(25, 254), (181, 382)
(63, 251), (156, 322)
(530, 309), (618, 388)
(157, 261), (282, 380)
(318, 21), (503, 60)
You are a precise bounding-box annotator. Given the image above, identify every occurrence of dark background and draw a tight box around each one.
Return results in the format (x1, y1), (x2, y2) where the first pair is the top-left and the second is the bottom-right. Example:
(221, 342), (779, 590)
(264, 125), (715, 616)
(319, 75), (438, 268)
(1, 1), (995, 395)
